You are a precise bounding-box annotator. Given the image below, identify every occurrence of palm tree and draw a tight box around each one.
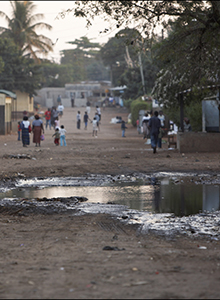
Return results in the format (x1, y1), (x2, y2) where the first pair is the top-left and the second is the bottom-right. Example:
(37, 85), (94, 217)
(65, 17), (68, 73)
(0, 1), (53, 63)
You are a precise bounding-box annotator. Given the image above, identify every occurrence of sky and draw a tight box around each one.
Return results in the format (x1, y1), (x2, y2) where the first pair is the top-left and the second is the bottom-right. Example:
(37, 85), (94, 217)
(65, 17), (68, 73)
(0, 1), (119, 63)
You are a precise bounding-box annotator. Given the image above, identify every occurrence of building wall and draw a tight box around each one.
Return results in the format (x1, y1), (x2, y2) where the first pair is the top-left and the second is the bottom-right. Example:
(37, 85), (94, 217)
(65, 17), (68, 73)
(15, 90), (34, 113)
(0, 94), (13, 135)
(34, 82), (110, 108)
(177, 132), (220, 153)
(34, 87), (66, 107)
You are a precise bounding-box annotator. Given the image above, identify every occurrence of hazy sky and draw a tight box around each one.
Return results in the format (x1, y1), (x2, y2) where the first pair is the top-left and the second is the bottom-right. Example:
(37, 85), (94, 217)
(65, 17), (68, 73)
(1, 1), (118, 63)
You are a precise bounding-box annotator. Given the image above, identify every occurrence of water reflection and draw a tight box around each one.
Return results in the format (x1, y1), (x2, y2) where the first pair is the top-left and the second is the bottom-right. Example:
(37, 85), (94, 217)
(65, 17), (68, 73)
(154, 179), (220, 216)
(1, 179), (220, 216)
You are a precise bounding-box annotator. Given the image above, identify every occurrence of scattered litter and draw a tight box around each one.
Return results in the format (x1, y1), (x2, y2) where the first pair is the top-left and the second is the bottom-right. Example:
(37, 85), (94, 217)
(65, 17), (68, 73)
(103, 246), (125, 251)
(110, 116), (122, 124)
(3, 154), (32, 159)
(123, 281), (150, 287)
(132, 267), (138, 271)
(198, 246), (207, 250)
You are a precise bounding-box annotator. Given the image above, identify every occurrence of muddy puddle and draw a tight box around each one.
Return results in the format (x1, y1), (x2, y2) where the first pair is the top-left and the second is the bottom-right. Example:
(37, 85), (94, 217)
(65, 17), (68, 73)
(1, 172), (220, 239)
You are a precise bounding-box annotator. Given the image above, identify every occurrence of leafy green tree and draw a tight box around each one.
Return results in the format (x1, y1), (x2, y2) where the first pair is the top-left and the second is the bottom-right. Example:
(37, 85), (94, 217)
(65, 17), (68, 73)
(62, 1), (220, 90)
(60, 36), (108, 82)
(39, 60), (73, 88)
(0, 38), (41, 94)
(0, 1), (53, 63)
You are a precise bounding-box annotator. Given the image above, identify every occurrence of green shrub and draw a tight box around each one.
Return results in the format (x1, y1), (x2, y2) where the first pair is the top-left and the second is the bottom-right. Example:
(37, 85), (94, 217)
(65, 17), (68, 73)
(123, 98), (133, 110)
(131, 100), (151, 126)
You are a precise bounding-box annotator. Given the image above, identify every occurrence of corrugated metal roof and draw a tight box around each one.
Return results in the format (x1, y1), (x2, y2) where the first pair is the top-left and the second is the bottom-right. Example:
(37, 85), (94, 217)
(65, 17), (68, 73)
(0, 89), (17, 99)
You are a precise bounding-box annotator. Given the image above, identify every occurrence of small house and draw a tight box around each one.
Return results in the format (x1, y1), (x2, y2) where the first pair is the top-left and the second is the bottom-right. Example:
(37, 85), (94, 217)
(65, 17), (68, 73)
(0, 90), (17, 135)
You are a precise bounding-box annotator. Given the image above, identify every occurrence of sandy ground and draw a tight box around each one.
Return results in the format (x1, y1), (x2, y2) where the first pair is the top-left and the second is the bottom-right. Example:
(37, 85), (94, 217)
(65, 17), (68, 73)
(0, 106), (220, 299)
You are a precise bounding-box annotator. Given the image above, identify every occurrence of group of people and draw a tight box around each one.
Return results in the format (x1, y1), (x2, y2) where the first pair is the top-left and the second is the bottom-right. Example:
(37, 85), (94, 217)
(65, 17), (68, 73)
(76, 106), (101, 138)
(140, 110), (192, 153)
(44, 103), (64, 130)
(18, 102), (67, 148)
(140, 110), (165, 153)
(18, 114), (44, 148)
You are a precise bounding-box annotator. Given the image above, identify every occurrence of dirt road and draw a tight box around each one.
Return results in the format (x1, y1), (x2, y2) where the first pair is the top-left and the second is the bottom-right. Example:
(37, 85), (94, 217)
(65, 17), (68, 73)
(0, 106), (220, 299)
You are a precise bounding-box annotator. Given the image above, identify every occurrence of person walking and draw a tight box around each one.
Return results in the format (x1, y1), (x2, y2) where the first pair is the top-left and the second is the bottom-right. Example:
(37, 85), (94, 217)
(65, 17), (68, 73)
(54, 117), (60, 130)
(45, 108), (51, 130)
(32, 114), (44, 147)
(77, 111), (81, 129)
(158, 110), (165, 128)
(92, 117), (98, 137)
(95, 112), (100, 131)
(71, 97), (74, 107)
(148, 111), (161, 154)
(142, 113), (150, 139)
(20, 116), (31, 147)
(86, 100), (91, 114)
(52, 128), (60, 146)
(51, 106), (59, 129)
(17, 121), (21, 141)
(121, 120), (127, 137)
(96, 105), (101, 121)
(57, 103), (64, 118)
(59, 125), (67, 146)
(84, 111), (89, 130)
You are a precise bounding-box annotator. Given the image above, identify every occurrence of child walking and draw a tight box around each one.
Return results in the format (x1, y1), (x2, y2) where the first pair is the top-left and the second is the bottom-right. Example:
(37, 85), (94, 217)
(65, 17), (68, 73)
(92, 117), (98, 138)
(52, 128), (60, 146)
(17, 121), (21, 141)
(59, 125), (67, 146)
(121, 120), (127, 137)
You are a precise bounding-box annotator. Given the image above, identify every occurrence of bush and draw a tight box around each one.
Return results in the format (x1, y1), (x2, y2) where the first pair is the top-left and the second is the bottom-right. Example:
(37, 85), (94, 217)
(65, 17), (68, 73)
(123, 98), (133, 110)
(131, 99), (151, 126)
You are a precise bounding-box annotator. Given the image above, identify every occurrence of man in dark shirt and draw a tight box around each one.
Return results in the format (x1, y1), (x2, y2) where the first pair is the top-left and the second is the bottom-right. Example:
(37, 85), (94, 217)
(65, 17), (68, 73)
(148, 111), (161, 154)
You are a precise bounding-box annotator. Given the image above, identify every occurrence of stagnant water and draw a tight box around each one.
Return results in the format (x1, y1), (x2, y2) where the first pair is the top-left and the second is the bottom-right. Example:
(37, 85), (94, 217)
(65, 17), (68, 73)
(1, 176), (220, 217)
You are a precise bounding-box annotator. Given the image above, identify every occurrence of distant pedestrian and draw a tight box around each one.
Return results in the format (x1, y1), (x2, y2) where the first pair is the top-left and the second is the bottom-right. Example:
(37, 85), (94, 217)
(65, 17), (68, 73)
(45, 108), (51, 130)
(57, 103), (64, 118)
(184, 117), (192, 132)
(59, 125), (67, 146)
(54, 117), (60, 130)
(32, 114), (44, 147)
(142, 113), (150, 139)
(95, 112), (100, 131)
(84, 111), (89, 130)
(52, 128), (60, 146)
(96, 106), (101, 121)
(121, 120), (127, 137)
(148, 111), (161, 154)
(158, 110), (165, 128)
(57, 95), (61, 105)
(71, 97), (74, 107)
(92, 117), (98, 137)
(136, 119), (139, 132)
(86, 100), (91, 114)
(20, 116), (31, 147)
(51, 106), (59, 129)
(17, 121), (21, 141)
(77, 111), (81, 129)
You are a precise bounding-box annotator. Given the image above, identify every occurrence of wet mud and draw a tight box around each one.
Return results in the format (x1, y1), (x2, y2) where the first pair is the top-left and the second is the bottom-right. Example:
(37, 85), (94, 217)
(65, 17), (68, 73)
(1, 172), (220, 240)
